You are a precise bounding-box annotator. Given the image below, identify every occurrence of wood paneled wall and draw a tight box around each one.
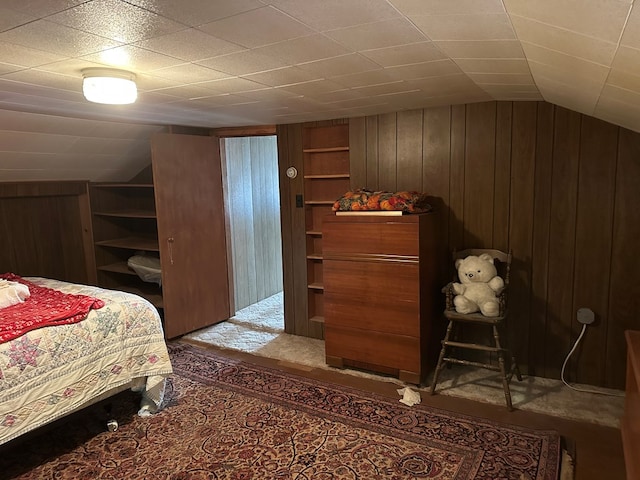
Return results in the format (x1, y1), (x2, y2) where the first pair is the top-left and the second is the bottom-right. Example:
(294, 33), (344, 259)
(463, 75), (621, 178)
(0, 181), (96, 284)
(223, 136), (283, 312)
(279, 101), (640, 389)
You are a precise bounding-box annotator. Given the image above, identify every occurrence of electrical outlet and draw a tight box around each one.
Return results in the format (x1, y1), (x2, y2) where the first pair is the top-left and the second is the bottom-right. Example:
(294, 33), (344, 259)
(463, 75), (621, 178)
(577, 307), (595, 325)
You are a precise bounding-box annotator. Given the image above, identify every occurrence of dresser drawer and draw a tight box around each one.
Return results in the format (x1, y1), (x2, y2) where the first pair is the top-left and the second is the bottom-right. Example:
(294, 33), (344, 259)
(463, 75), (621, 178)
(323, 220), (419, 257)
(325, 325), (421, 376)
(324, 259), (420, 336)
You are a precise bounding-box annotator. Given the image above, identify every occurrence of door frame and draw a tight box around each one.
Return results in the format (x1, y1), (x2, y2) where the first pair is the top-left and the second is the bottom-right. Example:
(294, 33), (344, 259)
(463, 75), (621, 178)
(211, 125), (286, 327)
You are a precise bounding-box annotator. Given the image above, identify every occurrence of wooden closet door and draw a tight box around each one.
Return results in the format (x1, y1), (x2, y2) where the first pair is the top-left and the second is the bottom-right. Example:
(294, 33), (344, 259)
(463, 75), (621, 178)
(151, 133), (231, 338)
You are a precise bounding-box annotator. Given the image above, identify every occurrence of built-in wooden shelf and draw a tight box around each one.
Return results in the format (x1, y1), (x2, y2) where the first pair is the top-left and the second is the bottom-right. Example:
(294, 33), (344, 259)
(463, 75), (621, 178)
(304, 174), (350, 179)
(97, 261), (136, 275)
(305, 200), (335, 205)
(95, 236), (160, 251)
(93, 210), (157, 218)
(93, 183), (154, 188)
(302, 124), (350, 330)
(303, 146), (349, 153)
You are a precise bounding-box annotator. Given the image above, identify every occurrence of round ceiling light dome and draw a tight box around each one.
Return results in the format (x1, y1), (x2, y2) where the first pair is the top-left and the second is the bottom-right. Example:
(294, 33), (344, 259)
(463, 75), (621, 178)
(82, 68), (137, 105)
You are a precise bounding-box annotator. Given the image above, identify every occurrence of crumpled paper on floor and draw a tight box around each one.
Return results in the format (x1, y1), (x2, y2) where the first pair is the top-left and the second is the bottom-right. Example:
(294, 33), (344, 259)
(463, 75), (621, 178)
(397, 387), (421, 406)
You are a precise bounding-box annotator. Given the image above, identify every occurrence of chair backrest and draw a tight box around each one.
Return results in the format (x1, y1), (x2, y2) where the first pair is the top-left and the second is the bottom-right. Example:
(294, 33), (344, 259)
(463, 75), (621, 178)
(451, 248), (512, 288)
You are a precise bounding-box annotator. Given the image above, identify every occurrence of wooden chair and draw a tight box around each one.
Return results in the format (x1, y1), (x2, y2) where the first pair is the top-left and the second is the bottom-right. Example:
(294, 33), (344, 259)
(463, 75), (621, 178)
(429, 248), (522, 410)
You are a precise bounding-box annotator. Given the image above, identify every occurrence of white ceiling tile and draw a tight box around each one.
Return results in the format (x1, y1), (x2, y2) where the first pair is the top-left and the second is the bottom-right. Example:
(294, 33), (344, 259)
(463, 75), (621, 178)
(126, 0), (264, 27)
(390, 0), (506, 15)
(192, 77), (268, 94)
(196, 50), (290, 76)
(146, 83), (221, 100)
(325, 18), (427, 51)
(535, 72), (602, 100)
(467, 72), (535, 85)
(33, 58), (105, 77)
(405, 73), (490, 96)
(242, 67), (318, 87)
(606, 67), (640, 92)
(385, 60), (463, 80)
(2, 68), (80, 92)
(276, 79), (345, 96)
(481, 86), (543, 100)
(0, 63), (24, 75)
(0, 19), (122, 57)
(361, 42), (447, 67)
(435, 40), (525, 58)
(0, 130), (77, 152)
(479, 84), (541, 94)
(48, 0), (185, 43)
(599, 83), (640, 108)
(80, 45), (185, 72)
(351, 81), (414, 97)
(135, 29), (244, 62)
(595, 96), (640, 132)
(522, 43), (610, 85)
(503, 0), (631, 43)
(411, 14), (517, 41)
(542, 91), (597, 116)
(509, 15), (618, 66)
(455, 58), (530, 74)
(253, 35), (351, 64)
(0, 42), (66, 68)
(610, 45), (640, 77)
(310, 88), (366, 103)
(330, 69), (397, 88)
(186, 93), (257, 108)
(620, 7), (640, 49)
(0, 0), (86, 17)
(239, 88), (300, 102)
(297, 54), (381, 78)
(197, 6), (313, 48)
(0, 6), (36, 31)
(266, 0), (401, 30)
(151, 63), (231, 83)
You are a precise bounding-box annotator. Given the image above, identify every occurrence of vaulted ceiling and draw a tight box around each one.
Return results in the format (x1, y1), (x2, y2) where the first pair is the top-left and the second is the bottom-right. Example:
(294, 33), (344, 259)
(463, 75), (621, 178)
(2, 0), (639, 181)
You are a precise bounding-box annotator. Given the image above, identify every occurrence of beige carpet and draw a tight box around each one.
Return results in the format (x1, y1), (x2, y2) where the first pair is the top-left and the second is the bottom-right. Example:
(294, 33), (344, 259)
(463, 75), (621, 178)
(184, 291), (624, 429)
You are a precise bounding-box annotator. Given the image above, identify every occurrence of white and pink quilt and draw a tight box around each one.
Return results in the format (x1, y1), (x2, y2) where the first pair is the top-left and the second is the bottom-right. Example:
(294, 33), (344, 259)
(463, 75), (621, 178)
(0, 277), (173, 445)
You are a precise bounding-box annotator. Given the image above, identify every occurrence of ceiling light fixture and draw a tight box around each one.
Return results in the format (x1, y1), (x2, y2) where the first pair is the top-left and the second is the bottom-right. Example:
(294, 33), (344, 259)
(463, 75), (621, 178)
(82, 68), (137, 105)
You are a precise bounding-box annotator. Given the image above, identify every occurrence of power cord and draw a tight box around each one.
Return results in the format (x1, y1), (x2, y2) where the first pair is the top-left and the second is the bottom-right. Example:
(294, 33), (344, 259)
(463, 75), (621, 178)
(561, 323), (624, 397)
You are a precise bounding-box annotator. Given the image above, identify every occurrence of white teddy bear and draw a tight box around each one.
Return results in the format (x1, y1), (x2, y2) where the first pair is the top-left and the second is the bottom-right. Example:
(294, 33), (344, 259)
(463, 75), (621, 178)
(452, 253), (504, 317)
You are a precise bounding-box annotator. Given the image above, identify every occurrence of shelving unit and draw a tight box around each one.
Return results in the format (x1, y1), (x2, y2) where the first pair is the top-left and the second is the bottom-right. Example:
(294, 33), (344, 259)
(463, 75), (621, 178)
(302, 124), (350, 326)
(623, 330), (640, 480)
(89, 183), (163, 309)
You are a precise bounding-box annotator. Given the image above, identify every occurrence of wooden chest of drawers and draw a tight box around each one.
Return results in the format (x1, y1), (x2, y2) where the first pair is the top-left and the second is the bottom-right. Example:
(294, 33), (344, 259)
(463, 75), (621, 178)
(322, 213), (441, 384)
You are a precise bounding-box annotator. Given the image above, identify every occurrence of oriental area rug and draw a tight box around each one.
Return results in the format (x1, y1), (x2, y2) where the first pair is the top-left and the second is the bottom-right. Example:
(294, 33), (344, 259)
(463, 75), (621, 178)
(0, 342), (561, 479)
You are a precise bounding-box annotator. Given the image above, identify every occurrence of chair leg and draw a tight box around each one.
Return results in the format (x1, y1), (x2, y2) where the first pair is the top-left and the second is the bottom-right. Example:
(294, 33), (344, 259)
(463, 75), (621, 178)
(430, 320), (453, 395)
(493, 325), (514, 411)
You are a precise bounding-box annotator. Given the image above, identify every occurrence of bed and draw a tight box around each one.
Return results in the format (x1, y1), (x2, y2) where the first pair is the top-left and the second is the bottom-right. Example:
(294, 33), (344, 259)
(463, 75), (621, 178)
(0, 274), (173, 446)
